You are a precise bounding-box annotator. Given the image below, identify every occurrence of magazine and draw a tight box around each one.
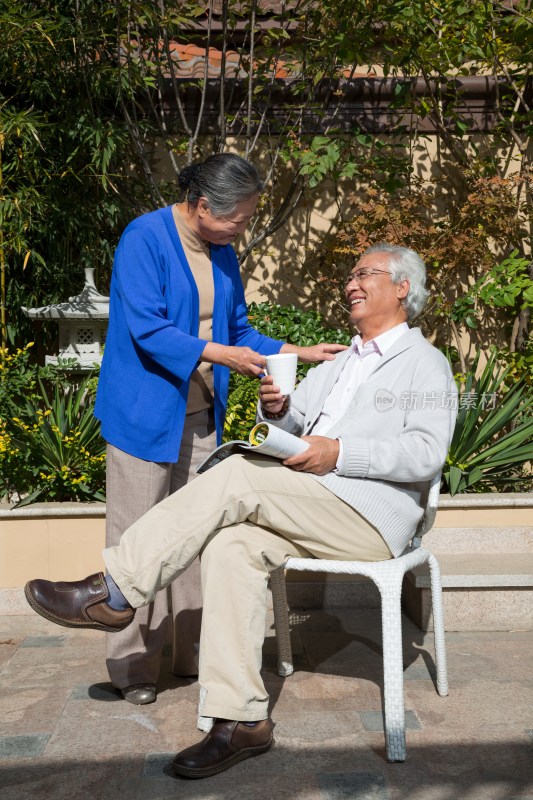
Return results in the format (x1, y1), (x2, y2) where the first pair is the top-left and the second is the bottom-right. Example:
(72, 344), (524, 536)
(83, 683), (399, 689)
(196, 422), (309, 474)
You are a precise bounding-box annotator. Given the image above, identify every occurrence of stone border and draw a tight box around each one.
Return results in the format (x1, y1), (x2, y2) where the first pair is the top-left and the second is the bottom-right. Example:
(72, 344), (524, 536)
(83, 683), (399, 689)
(436, 493), (532, 509)
(0, 502), (106, 519)
(1, 493), (530, 520)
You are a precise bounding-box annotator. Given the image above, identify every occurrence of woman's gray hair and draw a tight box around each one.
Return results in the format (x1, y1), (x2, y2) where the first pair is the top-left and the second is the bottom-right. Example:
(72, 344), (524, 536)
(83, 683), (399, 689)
(178, 153), (264, 217)
(364, 243), (429, 320)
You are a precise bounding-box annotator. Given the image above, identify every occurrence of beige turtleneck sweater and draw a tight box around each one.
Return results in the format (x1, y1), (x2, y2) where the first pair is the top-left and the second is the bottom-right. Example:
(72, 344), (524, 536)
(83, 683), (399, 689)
(172, 205), (215, 414)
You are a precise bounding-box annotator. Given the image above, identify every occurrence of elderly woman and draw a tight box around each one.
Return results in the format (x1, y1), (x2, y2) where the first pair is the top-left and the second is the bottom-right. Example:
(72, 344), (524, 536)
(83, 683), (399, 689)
(94, 153), (344, 705)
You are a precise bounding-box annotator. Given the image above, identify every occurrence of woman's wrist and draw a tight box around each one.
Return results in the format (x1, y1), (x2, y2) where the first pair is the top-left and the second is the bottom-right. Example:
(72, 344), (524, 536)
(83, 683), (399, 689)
(200, 341), (225, 365)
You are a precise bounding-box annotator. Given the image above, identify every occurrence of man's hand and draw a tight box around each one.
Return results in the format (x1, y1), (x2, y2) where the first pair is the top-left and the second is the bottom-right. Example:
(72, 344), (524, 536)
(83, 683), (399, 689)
(281, 342), (348, 363)
(283, 435), (339, 476)
(259, 374), (286, 415)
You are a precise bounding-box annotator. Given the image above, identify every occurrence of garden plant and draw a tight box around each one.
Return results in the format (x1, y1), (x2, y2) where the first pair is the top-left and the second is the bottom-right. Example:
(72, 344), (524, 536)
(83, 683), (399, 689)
(0, 344), (105, 506)
(443, 351), (533, 495)
(1, 1), (532, 502)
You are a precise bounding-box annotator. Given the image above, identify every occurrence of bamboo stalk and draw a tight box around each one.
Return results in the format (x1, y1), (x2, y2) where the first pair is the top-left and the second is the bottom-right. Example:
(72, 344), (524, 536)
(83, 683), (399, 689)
(0, 145), (6, 352)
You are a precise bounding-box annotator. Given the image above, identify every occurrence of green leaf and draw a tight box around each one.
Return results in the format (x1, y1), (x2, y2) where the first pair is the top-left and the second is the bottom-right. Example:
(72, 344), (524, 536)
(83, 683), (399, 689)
(448, 465), (464, 496)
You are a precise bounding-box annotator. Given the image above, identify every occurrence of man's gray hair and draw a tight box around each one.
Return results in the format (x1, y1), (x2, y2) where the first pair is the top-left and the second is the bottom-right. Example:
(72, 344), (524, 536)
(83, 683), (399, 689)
(178, 153), (264, 217)
(364, 243), (429, 320)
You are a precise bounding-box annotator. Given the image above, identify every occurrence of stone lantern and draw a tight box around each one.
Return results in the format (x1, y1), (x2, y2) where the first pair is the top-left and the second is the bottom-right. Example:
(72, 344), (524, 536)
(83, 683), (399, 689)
(21, 268), (109, 371)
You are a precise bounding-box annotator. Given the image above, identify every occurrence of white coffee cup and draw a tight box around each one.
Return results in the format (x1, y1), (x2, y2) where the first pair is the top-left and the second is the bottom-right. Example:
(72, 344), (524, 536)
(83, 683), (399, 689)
(265, 353), (298, 395)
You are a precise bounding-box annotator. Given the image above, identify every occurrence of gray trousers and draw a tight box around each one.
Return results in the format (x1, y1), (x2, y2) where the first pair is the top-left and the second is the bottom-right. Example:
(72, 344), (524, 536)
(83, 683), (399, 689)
(105, 408), (217, 688)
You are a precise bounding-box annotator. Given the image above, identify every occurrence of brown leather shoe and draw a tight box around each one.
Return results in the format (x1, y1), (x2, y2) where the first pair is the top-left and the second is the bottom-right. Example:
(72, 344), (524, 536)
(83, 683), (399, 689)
(24, 572), (135, 633)
(170, 718), (274, 779)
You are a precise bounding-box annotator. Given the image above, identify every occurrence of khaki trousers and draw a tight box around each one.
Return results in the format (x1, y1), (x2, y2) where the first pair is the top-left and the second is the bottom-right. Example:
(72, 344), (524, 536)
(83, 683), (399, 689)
(105, 409), (216, 688)
(104, 453), (391, 719)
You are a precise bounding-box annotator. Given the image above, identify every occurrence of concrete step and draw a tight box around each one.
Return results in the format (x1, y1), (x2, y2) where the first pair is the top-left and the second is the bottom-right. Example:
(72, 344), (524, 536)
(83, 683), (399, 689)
(423, 526), (532, 554)
(403, 553), (533, 631)
(409, 553), (533, 588)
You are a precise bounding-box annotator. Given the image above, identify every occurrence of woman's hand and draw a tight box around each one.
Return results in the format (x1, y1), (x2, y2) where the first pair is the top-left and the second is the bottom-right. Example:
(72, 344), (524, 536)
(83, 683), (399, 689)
(201, 342), (266, 377)
(281, 342), (348, 364)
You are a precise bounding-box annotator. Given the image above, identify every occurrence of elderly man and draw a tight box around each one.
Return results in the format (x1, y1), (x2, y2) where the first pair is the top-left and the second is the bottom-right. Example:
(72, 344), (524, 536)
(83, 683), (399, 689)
(25, 243), (457, 779)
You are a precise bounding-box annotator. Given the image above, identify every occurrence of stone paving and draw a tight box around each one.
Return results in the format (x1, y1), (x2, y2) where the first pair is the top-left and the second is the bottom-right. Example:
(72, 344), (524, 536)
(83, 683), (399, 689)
(0, 607), (532, 800)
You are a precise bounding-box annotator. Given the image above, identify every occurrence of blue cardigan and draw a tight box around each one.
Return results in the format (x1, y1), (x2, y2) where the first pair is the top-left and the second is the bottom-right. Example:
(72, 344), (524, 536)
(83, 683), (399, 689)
(94, 206), (282, 462)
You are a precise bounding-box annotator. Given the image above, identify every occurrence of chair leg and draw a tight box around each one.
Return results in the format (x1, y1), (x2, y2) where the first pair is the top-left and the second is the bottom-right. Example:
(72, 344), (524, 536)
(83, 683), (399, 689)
(428, 554), (449, 697)
(270, 567), (294, 677)
(377, 573), (407, 762)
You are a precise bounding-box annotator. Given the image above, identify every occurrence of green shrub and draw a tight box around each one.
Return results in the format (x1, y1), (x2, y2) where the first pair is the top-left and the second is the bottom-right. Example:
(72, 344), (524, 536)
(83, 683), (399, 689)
(223, 302), (351, 441)
(443, 351), (533, 495)
(0, 343), (66, 416)
(0, 346), (105, 506)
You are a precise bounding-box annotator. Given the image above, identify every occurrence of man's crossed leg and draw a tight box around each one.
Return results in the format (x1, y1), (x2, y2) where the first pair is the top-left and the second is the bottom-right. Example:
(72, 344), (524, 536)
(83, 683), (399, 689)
(25, 454), (391, 778)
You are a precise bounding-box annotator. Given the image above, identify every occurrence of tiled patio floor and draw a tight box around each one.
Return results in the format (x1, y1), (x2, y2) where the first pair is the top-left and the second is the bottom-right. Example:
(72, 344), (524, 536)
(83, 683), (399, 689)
(0, 608), (531, 800)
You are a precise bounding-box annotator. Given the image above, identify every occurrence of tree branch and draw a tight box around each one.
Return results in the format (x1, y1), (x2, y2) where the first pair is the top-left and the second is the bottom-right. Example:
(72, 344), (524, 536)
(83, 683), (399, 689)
(117, 1), (164, 207)
(450, 319), (467, 374)
(216, 0), (229, 152)
(188, 0), (214, 163)
(239, 176), (305, 264)
(158, 0), (192, 138)
(245, 0), (257, 156)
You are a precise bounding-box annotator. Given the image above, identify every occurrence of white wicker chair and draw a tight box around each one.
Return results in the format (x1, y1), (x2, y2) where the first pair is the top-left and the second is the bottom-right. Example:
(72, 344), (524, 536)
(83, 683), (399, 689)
(269, 472), (448, 762)
(198, 474), (448, 760)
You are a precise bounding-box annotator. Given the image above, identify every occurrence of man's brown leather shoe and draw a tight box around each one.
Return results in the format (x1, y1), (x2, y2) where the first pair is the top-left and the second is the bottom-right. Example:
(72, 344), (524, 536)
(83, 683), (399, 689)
(24, 572), (135, 633)
(170, 718), (274, 779)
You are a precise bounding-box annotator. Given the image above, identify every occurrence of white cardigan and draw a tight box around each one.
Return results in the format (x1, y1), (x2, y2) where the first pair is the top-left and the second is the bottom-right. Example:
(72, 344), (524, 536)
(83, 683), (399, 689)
(258, 328), (457, 556)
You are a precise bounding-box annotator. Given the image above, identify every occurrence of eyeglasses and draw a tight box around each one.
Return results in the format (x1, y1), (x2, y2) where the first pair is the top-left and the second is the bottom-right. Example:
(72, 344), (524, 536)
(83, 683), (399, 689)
(344, 268), (391, 288)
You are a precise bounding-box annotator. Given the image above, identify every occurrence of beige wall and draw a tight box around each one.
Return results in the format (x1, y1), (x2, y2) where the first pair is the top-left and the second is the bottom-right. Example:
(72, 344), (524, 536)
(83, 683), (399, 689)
(434, 506), (532, 529)
(0, 515), (105, 588)
(1, 501), (531, 590)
